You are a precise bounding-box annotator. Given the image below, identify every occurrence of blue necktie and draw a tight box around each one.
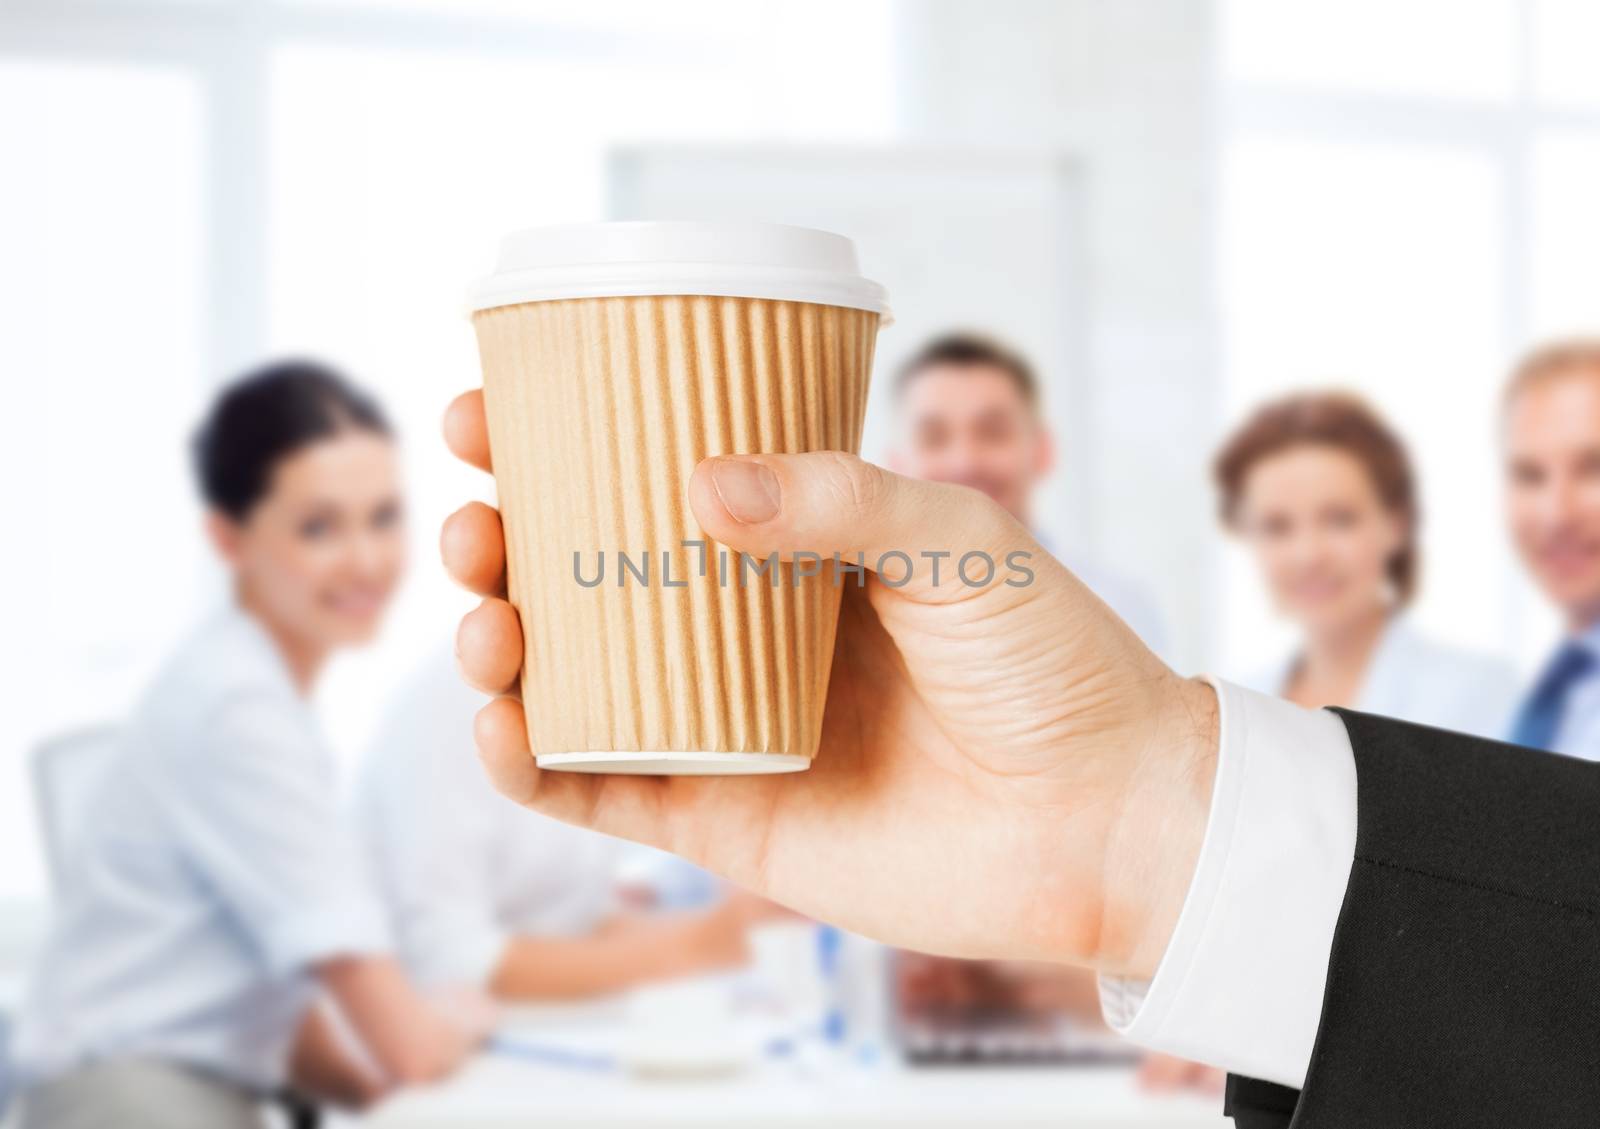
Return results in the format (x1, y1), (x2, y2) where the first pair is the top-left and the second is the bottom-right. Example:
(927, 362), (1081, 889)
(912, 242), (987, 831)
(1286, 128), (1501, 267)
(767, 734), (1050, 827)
(1510, 642), (1594, 752)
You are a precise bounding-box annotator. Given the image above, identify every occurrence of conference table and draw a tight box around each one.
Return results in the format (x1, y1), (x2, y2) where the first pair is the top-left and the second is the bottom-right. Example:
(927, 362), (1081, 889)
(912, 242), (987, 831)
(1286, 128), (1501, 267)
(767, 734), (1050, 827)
(363, 1056), (1223, 1129)
(359, 994), (1224, 1129)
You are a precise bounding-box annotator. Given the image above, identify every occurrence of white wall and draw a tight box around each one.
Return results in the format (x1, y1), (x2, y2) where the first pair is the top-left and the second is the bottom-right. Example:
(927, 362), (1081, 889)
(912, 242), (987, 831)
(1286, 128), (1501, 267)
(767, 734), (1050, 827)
(896, 0), (1221, 671)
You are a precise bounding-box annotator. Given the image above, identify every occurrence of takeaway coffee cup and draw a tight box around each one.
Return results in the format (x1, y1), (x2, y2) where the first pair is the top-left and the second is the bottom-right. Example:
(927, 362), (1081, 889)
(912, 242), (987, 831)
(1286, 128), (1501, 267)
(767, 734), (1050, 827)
(469, 222), (889, 774)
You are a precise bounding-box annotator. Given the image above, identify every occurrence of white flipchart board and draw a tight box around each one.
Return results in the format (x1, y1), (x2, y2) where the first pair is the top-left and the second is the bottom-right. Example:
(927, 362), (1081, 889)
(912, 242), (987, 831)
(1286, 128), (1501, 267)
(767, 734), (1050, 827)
(607, 146), (1088, 550)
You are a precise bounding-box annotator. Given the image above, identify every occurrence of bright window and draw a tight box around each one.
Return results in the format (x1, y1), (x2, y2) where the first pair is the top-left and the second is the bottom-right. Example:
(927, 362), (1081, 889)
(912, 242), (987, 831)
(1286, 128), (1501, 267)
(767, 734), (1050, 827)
(1224, 0), (1518, 102)
(0, 61), (207, 901)
(1532, 0), (1600, 110)
(1221, 0), (1600, 677)
(1530, 128), (1600, 339)
(1220, 136), (1510, 673)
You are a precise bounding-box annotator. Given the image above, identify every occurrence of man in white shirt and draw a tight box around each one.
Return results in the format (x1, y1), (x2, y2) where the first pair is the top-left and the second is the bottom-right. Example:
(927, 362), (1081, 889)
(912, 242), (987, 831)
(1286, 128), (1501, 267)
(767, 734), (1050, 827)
(1504, 340), (1600, 760)
(888, 332), (1169, 653)
(886, 332), (1207, 1089)
(442, 384), (1600, 1127)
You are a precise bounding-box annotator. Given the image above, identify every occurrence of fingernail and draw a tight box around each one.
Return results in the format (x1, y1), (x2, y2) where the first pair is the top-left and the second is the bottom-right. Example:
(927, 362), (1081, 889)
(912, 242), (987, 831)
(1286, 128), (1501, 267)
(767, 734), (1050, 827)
(710, 459), (781, 524)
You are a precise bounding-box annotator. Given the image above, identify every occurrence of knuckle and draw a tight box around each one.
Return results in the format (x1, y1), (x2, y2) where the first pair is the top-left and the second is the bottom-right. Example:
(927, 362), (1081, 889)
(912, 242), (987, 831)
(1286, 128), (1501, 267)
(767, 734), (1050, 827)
(950, 480), (1016, 538)
(816, 452), (885, 515)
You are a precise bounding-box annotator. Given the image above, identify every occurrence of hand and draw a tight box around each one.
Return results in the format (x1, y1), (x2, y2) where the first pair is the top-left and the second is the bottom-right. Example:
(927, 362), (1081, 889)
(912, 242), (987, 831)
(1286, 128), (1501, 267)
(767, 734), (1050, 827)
(316, 956), (483, 1085)
(896, 956), (1103, 1019)
(691, 889), (798, 965)
(1136, 1052), (1228, 1096)
(442, 390), (1217, 978)
(426, 984), (499, 1046)
(715, 888), (797, 929)
(678, 894), (763, 972)
(612, 890), (791, 978)
(288, 1004), (393, 1111)
(895, 953), (1014, 1014)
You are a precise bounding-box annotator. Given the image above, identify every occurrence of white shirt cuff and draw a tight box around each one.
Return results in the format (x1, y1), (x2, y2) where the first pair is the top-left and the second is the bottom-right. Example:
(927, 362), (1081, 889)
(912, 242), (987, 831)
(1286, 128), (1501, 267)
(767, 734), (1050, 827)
(406, 920), (512, 988)
(1099, 678), (1357, 1089)
(259, 898), (393, 978)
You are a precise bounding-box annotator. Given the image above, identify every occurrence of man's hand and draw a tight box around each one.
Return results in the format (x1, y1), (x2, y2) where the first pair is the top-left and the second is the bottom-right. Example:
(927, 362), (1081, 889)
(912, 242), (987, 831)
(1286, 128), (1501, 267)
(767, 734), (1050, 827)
(1136, 1052), (1228, 1096)
(442, 390), (1216, 978)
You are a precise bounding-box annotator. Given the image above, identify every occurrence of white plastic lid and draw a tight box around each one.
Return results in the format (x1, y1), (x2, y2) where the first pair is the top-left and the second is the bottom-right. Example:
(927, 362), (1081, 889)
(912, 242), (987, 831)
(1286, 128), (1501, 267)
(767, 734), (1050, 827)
(469, 221), (890, 321)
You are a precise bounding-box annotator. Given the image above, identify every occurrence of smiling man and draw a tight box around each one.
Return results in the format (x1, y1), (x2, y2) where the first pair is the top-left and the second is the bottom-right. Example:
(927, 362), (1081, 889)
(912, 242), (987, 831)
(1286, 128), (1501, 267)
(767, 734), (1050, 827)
(888, 332), (1168, 654)
(1505, 339), (1600, 759)
(885, 333), (1213, 1093)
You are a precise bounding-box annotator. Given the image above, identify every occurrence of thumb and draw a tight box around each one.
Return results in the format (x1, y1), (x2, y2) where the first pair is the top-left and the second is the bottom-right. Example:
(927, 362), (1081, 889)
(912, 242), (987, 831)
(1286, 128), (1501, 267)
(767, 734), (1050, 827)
(686, 452), (1037, 598)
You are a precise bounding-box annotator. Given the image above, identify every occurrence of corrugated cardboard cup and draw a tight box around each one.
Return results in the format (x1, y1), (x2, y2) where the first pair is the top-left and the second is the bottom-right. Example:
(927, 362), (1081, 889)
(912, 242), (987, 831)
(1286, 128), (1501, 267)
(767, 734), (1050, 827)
(470, 222), (889, 774)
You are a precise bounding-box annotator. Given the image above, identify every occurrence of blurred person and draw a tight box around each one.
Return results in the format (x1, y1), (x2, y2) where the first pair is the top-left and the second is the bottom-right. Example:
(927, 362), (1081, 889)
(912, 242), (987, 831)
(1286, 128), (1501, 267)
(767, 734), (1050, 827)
(887, 333), (1168, 652)
(1216, 392), (1516, 736)
(887, 333), (1211, 1093)
(12, 362), (489, 1129)
(358, 649), (780, 1001)
(1506, 339), (1600, 761)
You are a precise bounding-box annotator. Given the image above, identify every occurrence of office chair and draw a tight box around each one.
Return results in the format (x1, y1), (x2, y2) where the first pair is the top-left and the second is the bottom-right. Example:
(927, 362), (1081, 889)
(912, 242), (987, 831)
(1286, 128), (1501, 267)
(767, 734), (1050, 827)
(0, 728), (123, 1121)
(30, 726), (121, 893)
(0, 1009), (11, 1123)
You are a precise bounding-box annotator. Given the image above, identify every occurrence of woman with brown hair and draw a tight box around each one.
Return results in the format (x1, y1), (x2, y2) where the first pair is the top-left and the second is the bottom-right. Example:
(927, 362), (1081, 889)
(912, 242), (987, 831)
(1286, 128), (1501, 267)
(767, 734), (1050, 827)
(1214, 391), (1515, 736)
(12, 362), (490, 1128)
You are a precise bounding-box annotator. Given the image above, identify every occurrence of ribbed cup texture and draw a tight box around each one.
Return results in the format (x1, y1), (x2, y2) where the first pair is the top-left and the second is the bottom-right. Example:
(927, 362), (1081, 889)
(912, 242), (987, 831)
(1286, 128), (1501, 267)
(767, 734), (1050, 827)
(472, 295), (879, 767)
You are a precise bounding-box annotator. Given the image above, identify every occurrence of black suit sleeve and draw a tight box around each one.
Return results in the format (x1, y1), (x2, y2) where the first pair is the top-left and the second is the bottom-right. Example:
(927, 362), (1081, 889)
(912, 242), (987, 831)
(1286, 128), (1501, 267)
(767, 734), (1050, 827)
(1227, 708), (1600, 1128)
(1224, 1075), (1300, 1128)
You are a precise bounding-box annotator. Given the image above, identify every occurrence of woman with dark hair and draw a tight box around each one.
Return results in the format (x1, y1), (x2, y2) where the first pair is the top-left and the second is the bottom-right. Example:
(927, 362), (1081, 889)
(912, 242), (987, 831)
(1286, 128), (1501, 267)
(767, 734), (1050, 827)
(12, 360), (488, 1128)
(1214, 390), (1515, 736)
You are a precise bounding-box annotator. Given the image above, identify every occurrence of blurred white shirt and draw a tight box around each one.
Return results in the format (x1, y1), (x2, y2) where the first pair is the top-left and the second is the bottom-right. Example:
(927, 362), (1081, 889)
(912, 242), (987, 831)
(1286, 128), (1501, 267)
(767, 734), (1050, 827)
(14, 606), (390, 1092)
(357, 650), (622, 988)
(1241, 616), (1517, 740)
(1055, 551), (1169, 660)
